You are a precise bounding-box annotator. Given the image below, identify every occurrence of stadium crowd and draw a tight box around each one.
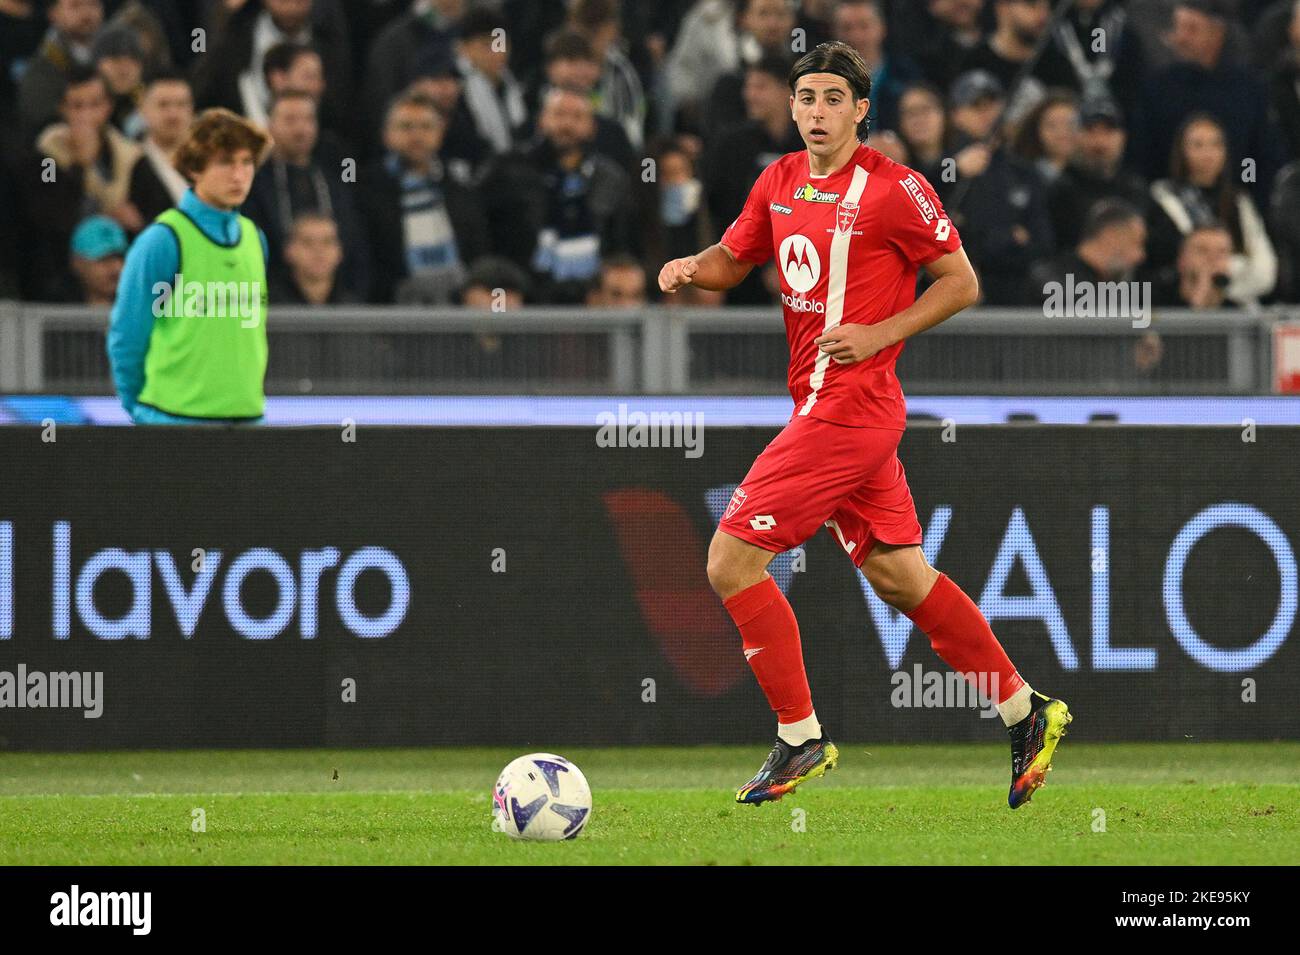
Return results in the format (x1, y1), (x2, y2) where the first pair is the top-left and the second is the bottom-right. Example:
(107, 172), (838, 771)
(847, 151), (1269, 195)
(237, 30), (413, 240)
(1, 0), (1298, 312)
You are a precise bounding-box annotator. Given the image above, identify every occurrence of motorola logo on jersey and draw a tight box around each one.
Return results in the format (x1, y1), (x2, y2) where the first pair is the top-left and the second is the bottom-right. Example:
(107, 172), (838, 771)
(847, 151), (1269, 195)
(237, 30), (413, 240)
(778, 234), (821, 294)
(781, 293), (826, 313)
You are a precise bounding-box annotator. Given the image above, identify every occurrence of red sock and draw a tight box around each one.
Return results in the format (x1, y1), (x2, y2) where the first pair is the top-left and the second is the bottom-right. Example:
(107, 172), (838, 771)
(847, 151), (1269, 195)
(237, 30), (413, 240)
(722, 576), (813, 723)
(904, 573), (1025, 703)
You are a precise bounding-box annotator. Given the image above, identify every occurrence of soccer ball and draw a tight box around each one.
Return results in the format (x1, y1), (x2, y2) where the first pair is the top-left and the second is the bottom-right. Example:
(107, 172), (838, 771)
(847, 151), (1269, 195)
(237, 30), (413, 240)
(491, 753), (592, 841)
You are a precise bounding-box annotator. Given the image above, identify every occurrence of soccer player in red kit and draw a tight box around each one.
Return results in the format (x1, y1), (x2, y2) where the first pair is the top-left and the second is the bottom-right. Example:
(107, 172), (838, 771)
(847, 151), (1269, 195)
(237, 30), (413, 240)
(658, 42), (1072, 808)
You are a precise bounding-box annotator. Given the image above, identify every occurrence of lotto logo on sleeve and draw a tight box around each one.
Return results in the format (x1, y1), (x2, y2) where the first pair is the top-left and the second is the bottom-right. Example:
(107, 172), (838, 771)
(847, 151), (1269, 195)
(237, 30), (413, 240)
(723, 487), (747, 520)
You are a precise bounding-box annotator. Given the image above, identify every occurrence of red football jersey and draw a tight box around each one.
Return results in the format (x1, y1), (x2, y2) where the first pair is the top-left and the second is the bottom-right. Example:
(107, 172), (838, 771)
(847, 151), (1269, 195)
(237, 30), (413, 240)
(720, 143), (962, 429)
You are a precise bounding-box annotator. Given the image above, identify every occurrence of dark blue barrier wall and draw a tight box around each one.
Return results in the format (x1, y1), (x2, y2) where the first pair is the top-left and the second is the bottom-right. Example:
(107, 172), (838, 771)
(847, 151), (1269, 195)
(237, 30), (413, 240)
(0, 425), (1296, 749)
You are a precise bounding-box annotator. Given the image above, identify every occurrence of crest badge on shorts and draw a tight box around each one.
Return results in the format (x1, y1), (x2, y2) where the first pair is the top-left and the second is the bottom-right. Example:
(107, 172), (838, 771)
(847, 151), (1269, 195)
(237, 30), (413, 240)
(836, 199), (859, 235)
(723, 486), (747, 521)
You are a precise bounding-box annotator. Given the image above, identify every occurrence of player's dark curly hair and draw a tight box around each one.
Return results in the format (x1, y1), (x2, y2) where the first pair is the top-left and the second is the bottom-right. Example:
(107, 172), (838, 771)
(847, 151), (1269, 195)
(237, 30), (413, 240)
(789, 41), (874, 141)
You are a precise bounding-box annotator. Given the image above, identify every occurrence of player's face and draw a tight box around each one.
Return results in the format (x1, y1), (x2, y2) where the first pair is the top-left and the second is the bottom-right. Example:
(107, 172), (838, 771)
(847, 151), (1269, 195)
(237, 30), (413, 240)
(192, 149), (257, 209)
(791, 74), (867, 157)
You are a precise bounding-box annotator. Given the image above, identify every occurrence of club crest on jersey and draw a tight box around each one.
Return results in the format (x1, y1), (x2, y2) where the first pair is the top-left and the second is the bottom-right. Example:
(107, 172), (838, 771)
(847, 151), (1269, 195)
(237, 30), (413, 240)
(778, 234), (821, 294)
(723, 486), (747, 520)
(793, 183), (840, 203)
(836, 199), (859, 235)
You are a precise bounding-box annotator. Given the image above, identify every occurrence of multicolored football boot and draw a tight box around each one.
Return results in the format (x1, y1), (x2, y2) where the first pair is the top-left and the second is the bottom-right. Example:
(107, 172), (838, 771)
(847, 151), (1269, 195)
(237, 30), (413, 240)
(1007, 692), (1072, 808)
(735, 732), (839, 805)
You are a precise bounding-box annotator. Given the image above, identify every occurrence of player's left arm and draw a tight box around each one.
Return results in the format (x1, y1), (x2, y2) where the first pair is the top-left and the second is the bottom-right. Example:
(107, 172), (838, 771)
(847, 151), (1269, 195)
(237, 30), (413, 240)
(816, 171), (978, 365)
(815, 248), (978, 365)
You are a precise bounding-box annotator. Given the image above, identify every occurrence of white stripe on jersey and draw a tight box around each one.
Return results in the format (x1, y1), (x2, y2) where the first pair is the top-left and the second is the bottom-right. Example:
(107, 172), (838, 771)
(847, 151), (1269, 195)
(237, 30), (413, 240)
(798, 164), (870, 417)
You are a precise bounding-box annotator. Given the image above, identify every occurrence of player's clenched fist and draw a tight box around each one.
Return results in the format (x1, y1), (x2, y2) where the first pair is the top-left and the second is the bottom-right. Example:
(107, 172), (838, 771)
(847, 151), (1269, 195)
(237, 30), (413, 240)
(658, 256), (699, 293)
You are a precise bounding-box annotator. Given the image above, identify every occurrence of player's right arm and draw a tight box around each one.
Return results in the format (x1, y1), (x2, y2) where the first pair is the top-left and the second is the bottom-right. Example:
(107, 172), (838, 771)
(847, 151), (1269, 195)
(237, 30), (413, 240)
(660, 163), (776, 294)
(108, 224), (178, 414)
(658, 242), (754, 293)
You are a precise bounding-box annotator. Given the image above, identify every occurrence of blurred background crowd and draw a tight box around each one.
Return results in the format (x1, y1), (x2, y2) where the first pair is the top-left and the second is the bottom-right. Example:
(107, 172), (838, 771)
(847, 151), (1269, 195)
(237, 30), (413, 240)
(1, 0), (1298, 314)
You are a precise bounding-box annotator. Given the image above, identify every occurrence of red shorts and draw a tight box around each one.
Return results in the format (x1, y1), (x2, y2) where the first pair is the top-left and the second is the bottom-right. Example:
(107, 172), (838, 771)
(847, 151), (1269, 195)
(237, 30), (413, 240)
(718, 415), (922, 566)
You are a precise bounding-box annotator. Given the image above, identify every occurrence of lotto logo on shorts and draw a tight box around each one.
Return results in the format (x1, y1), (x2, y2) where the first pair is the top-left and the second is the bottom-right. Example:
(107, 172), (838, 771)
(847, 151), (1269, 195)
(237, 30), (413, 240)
(749, 515), (777, 531)
(723, 487), (747, 520)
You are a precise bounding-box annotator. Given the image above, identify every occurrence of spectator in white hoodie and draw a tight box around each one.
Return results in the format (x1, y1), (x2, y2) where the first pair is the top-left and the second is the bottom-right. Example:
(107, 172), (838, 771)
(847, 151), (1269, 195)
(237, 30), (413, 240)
(1146, 111), (1277, 307)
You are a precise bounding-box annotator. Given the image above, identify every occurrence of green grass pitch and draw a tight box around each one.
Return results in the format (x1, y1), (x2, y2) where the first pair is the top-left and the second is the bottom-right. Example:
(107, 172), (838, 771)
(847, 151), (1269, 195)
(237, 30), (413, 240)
(1, 743), (1296, 865)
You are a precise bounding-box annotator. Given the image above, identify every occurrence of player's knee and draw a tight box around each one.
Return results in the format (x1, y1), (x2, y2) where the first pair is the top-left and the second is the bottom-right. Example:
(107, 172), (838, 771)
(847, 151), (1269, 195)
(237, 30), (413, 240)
(706, 535), (764, 599)
(706, 550), (744, 599)
(865, 561), (933, 611)
(866, 566), (909, 608)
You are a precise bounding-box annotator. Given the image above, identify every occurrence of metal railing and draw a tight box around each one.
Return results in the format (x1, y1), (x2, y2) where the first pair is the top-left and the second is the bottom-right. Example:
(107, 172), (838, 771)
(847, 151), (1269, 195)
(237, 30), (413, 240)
(0, 301), (1289, 395)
